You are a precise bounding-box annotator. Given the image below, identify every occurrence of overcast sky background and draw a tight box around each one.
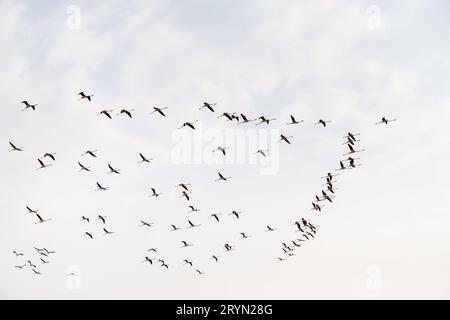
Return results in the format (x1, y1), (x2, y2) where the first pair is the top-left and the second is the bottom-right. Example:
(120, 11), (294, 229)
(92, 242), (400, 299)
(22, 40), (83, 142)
(1, 0), (450, 299)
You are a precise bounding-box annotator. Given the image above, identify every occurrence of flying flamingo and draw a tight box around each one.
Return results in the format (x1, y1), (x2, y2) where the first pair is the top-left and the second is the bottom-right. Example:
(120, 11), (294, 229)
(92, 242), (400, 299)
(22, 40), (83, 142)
(21, 101), (38, 111)
(215, 172), (231, 182)
(256, 116), (276, 125)
(199, 102), (216, 112)
(117, 108), (135, 118)
(107, 164), (121, 174)
(138, 153), (153, 164)
(279, 134), (293, 144)
(150, 188), (162, 198)
(375, 117), (397, 125)
(178, 121), (199, 130)
(287, 115), (304, 125)
(95, 182), (109, 191)
(34, 213), (52, 224)
(238, 114), (257, 124)
(78, 92), (93, 101)
(9, 141), (23, 152)
(82, 150), (98, 157)
(150, 107), (167, 117)
(315, 119), (331, 127)
(97, 110), (114, 119)
(36, 158), (52, 170)
(78, 162), (90, 172)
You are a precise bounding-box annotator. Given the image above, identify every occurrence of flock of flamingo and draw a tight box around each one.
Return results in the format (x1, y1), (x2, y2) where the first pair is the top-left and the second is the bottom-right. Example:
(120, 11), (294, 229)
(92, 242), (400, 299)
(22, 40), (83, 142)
(9, 92), (397, 277)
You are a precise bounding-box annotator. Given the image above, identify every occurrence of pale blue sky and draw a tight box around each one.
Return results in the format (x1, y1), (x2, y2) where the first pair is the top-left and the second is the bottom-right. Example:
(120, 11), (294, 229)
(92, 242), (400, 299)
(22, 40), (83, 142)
(1, 0), (450, 299)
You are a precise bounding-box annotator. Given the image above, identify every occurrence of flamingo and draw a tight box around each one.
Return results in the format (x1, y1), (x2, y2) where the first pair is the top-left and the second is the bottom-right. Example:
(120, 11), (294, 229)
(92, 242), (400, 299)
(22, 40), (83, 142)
(211, 255), (219, 262)
(43, 153), (56, 161)
(293, 221), (304, 233)
(176, 183), (191, 191)
(78, 92), (93, 101)
(215, 172), (231, 182)
(178, 120), (199, 130)
(184, 260), (193, 267)
(103, 228), (114, 235)
(256, 116), (276, 125)
(217, 112), (236, 121)
(342, 137), (356, 146)
(255, 149), (270, 157)
(213, 146), (229, 156)
(199, 102), (216, 112)
(85, 232), (94, 239)
(187, 220), (201, 228)
(9, 141), (23, 152)
(38, 251), (48, 257)
(343, 144), (366, 156)
(43, 248), (55, 255)
(322, 172), (339, 181)
(287, 115), (303, 125)
(82, 150), (98, 157)
(315, 119), (331, 127)
(138, 153), (153, 163)
(343, 132), (360, 142)
(81, 216), (90, 223)
(35, 213), (51, 224)
(96, 215), (106, 224)
(26, 206), (39, 214)
(181, 241), (193, 248)
(95, 182), (109, 191)
(107, 164), (121, 174)
(21, 101), (38, 111)
(150, 188), (162, 198)
(224, 244), (235, 252)
(335, 161), (348, 171)
(238, 114), (257, 124)
(97, 110), (114, 119)
(78, 162), (91, 172)
(209, 213), (222, 222)
(188, 206), (200, 213)
(12, 251), (24, 257)
(36, 158), (52, 170)
(142, 257), (153, 264)
(376, 117), (397, 125)
(240, 232), (251, 239)
(140, 221), (154, 227)
(32, 269), (42, 275)
(229, 211), (241, 219)
(171, 224), (181, 231)
(117, 108), (135, 118)
(180, 191), (191, 201)
(14, 265), (26, 269)
(150, 107), (167, 117)
(344, 156), (361, 168)
(321, 190), (333, 203)
(279, 134), (293, 144)
(327, 183), (336, 194)
(265, 225), (277, 232)
(292, 240), (301, 247)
